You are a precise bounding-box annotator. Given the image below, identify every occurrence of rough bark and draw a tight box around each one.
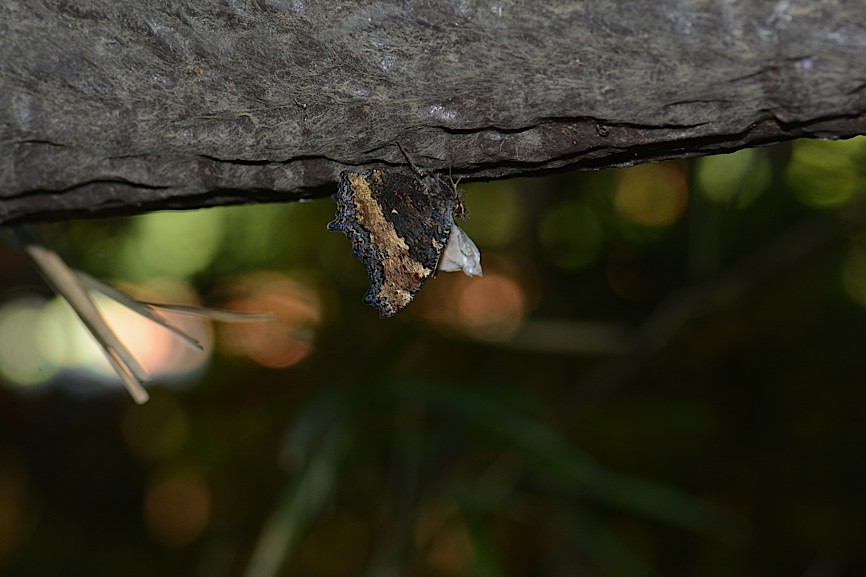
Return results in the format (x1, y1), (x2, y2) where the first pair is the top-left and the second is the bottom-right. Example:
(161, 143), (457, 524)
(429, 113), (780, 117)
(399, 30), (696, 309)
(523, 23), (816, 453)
(1, 0), (864, 225)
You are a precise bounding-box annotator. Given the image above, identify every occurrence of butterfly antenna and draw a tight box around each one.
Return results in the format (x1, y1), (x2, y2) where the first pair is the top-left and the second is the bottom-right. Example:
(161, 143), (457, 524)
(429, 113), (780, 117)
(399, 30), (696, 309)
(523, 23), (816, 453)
(448, 166), (464, 191)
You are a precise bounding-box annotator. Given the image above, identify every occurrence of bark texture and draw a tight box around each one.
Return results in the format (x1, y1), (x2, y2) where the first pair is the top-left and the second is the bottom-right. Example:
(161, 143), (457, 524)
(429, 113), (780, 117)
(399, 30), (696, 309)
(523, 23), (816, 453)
(1, 0), (865, 224)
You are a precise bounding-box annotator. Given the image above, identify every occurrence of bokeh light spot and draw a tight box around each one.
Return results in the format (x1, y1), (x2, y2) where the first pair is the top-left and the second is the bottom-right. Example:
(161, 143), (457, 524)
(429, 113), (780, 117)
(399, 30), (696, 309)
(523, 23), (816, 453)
(0, 299), (56, 387)
(460, 180), (523, 248)
(458, 273), (526, 340)
(425, 270), (526, 340)
(143, 469), (211, 547)
(787, 137), (865, 209)
(114, 279), (215, 381)
(36, 283), (212, 387)
(697, 148), (769, 208)
(614, 163), (688, 228)
(123, 209), (226, 280)
(539, 201), (603, 270)
(36, 296), (107, 375)
(218, 272), (321, 368)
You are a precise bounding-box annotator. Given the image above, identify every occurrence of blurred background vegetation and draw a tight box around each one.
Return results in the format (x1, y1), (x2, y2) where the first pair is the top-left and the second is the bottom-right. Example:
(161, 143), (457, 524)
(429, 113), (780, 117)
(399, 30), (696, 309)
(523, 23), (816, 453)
(1, 137), (866, 576)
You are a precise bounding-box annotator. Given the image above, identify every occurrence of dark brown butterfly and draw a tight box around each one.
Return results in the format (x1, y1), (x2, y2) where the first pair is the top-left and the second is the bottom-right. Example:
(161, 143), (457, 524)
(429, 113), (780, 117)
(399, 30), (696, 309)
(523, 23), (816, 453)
(328, 167), (464, 317)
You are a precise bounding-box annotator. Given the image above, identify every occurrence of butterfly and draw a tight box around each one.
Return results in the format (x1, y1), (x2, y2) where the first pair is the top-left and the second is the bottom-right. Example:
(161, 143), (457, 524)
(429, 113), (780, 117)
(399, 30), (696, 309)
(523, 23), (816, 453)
(328, 159), (481, 317)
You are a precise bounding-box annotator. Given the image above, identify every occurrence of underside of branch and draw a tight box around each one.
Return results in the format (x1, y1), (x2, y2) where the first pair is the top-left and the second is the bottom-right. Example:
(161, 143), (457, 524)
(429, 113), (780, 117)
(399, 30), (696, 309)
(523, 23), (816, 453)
(1, 0), (864, 224)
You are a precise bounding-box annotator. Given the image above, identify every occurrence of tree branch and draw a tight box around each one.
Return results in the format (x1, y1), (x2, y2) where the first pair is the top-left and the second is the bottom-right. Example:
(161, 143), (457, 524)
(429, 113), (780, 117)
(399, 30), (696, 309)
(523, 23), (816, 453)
(1, 0), (864, 223)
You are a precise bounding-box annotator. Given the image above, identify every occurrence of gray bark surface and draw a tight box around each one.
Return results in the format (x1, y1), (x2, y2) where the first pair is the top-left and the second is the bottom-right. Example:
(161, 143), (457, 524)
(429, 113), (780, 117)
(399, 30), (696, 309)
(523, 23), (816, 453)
(1, 1), (865, 224)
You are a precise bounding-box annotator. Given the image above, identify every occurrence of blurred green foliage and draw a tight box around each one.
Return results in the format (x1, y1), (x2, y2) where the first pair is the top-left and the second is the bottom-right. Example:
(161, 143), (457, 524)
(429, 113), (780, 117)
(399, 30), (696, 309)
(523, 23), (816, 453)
(1, 137), (866, 576)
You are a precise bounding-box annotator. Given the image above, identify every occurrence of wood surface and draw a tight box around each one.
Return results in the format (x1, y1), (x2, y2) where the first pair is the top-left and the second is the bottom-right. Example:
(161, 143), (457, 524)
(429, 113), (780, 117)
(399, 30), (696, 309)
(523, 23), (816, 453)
(1, 1), (864, 224)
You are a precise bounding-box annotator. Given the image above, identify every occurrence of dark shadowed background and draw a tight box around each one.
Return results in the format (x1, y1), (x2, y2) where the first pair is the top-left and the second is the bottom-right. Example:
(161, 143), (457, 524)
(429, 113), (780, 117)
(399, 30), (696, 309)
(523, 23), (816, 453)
(1, 138), (866, 576)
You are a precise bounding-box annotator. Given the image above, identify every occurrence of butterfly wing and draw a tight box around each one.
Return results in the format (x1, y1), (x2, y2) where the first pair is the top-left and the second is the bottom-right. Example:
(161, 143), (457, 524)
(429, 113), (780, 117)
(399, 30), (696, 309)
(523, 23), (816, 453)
(328, 169), (454, 317)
